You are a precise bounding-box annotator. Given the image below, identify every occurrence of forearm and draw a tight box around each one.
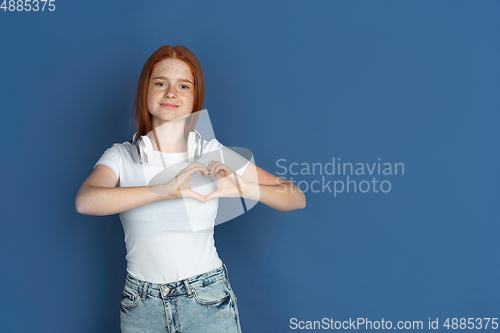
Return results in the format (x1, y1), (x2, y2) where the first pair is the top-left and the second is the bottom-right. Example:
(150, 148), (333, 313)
(244, 181), (306, 212)
(75, 184), (170, 216)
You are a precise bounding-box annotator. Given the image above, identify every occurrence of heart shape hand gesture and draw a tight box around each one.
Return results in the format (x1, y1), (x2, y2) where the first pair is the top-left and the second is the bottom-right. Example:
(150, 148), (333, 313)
(204, 160), (250, 202)
(163, 161), (251, 203)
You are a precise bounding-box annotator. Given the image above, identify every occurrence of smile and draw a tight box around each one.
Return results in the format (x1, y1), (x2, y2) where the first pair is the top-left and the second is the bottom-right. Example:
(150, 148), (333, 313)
(161, 103), (178, 108)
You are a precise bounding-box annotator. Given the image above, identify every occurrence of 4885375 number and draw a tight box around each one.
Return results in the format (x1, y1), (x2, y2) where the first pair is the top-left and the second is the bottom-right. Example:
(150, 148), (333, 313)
(443, 318), (499, 330)
(1, 0), (55, 11)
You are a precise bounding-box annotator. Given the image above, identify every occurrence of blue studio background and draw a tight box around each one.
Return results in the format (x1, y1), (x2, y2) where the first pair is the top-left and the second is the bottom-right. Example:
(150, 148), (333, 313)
(1, 1), (499, 332)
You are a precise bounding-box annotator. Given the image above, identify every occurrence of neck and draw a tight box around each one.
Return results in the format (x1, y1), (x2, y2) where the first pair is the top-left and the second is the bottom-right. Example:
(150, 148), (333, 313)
(148, 117), (187, 153)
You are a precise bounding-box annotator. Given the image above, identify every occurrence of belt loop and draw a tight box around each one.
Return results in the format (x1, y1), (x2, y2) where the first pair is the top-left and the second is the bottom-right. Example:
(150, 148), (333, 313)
(183, 279), (192, 296)
(141, 281), (149, 300)
(223, 263), (232, 290)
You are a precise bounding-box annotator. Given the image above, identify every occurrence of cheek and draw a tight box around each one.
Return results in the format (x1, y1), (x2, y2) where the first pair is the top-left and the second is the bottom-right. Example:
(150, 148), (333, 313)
(147, 90), (161, 103)
(180, 92), (195, 104)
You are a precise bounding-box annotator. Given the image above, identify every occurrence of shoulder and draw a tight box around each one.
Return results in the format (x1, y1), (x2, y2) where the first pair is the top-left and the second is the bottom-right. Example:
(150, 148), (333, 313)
(96, 141), (135, 164)
(103, 141), (134, 155)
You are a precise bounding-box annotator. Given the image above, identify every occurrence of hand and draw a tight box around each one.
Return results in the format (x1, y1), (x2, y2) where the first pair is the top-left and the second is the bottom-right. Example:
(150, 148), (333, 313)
(163, 162), (210, 202)
(204, 160), (251, 202)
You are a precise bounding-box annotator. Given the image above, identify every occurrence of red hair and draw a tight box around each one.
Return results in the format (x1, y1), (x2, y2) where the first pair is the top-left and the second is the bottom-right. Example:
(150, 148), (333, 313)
(133, 45), (205, 140)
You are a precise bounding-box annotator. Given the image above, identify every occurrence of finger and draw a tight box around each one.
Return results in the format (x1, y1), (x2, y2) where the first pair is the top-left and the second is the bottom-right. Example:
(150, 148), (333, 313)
(178, 167), (207, 181)
(183, 162), (197, 171)
(200, 168), (210, 177)
(213, 163), (229, 177)
(177, 166), (208, 183)
(186, 189), (206, 203)
(205, 190), (223, 202)
(192, 161), (210, 176)
(207, 160), (222, 175)
(213, 165), (231, 180)
(206, 160), (216, 169)
(184, 161), (205, 171)
(213, 164), (226, 175)
(191, 161), (205, 167)
(183, 162), (208, 175)
(191, 165), (209, 177)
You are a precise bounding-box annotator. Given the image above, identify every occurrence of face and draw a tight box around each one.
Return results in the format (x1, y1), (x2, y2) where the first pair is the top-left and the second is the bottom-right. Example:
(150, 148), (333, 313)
(147, 58), (195, 125)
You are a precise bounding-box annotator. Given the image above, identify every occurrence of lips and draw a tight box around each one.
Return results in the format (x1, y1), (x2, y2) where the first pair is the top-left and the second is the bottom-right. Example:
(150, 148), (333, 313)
(161, 103), (178, 108)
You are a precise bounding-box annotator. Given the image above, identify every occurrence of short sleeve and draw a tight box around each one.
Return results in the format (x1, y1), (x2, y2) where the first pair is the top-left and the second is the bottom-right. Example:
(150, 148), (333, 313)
(94, 143), (122, 179)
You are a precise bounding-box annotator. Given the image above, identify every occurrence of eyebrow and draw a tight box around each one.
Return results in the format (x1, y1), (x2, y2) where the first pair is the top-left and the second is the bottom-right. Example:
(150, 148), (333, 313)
(151, 76), (194, 85)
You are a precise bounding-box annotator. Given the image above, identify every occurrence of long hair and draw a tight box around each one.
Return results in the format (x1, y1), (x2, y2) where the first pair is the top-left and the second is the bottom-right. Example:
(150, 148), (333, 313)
(133, 45), (205, 140)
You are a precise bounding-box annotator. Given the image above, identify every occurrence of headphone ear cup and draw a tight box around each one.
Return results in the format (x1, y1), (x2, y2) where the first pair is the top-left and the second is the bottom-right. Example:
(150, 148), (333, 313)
(133, 134), (154, 165)
(187, 131), (197, 163)
(141, 135), (154, 165)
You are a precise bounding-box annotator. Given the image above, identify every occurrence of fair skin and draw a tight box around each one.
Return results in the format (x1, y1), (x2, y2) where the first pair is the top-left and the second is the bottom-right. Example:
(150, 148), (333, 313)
(147, 58), (195, 153)
(75, 58), (306, 216)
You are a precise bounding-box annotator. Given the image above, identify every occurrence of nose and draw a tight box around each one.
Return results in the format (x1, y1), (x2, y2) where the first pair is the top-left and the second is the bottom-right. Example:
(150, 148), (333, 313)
(164, 84), (177, 98)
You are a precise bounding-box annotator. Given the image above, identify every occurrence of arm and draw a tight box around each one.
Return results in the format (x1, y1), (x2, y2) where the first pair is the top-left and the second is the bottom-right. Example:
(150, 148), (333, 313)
(240, 162), (306, 212)
(205, 160), (306, 212)
(75, 163), (209, 216)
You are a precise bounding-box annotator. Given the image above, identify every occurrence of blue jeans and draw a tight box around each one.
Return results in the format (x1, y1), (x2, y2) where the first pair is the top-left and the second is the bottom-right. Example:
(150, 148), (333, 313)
(120, 263), (243, 333)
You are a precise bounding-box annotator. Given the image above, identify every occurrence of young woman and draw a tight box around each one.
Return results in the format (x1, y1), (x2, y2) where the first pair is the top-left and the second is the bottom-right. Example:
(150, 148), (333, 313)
(75, 45), (306, 333)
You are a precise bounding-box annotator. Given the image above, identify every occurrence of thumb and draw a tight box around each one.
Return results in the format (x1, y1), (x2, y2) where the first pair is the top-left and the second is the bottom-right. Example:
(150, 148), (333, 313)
(205, 190), (223, 202)
(185, 189), (207, 203)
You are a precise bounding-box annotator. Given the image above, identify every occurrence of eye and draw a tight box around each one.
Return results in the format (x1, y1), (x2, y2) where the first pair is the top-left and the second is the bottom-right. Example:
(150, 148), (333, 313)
(180, 84), (189, 89)
(155, 82), (165, 87)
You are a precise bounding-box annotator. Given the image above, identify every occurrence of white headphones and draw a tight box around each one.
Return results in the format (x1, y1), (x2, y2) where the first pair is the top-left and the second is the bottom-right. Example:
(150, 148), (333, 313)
(132, 130), (203, 165)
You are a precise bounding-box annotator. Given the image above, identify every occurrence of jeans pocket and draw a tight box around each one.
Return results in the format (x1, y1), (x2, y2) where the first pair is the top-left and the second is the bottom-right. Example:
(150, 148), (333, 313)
(192, 279), (231, 306)
(120, 286), (140, 310)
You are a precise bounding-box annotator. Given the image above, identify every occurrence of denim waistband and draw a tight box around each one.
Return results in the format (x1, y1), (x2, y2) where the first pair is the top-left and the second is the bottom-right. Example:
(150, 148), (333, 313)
(125, 264), (230, 298)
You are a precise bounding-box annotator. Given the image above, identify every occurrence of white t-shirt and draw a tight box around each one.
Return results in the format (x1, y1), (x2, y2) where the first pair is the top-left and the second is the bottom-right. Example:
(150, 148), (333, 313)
(94, 138), (249, 283)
